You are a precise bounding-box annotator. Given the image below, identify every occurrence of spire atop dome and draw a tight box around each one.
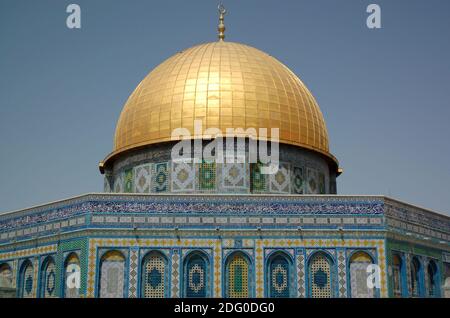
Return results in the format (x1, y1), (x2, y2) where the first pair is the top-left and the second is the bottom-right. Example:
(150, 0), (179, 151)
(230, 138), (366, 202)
(217, 3), (226, 41)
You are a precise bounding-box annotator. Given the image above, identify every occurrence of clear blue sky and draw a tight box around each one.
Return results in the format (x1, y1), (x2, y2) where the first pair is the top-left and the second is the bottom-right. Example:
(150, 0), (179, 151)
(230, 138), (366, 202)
(0, 0), (449, 215)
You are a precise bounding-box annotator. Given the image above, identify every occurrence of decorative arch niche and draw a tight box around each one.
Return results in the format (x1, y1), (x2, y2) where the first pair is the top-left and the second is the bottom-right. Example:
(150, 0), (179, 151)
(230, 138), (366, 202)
(98, 250), (126, 298)
(183, 251), (210, 298)
(141, 251), (169, 298)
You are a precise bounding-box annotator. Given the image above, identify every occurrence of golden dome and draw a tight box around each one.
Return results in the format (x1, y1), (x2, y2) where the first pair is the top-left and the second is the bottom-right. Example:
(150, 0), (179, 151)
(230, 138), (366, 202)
(102, 41), (337, 168)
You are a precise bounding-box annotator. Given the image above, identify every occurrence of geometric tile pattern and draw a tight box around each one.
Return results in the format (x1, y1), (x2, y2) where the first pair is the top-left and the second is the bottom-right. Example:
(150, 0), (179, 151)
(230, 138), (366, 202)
(213, 241), (222, 298)
(20, 261), (34, 298)
(307, 168), (319, 194)
(221, 162), (246, 189)
(152, 162), (169, 193)
(296, 253), (306, 297)
(128, 249), (138, 298)
(255, 240), (263, 297)
(171, 250), (180, 297)
(198, 162), (216, 191)
(142, 253), (166, 298)
(309, 253), (331, 298)
(113, 173), (124, 193)
(43, 259), (56, 298)
(270, 163), (290, 193)
(133, 164), (151, 193)
(171, 161), (195, 192)
(226, 253), (249, 298)
(185, 254), (207, 297)
(124, 169), (133, 193)
(337, 250), (347, 298)
(251, 162), (268, 192)
(269, 255), (290, 297)
(82, 238), (388, 298)
(292, 166), (304, 194)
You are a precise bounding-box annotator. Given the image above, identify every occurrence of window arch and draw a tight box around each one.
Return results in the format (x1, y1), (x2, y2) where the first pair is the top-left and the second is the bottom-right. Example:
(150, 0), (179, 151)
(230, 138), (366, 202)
(99, 250), (126, 298)
(392, 254), (403, 297)
(225, 252), (251, 298)
(0, 263), (13, 289)
(18, 260), (34, 298)
(266, 252), (292, 298)
(349, 251), (374, 298)
(410, 256), (422, 297)
(141, 251), (168, 298)
(40, 256), (56, 298)
(64, 252), (80, 298)
(308, 252), (334, 298)
(183, 251), (210, 298)
(427, 260), (439, 297)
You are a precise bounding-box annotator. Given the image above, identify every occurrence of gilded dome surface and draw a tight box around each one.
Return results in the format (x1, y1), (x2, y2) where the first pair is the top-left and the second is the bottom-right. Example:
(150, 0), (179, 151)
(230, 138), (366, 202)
(105, 41), (335, 166)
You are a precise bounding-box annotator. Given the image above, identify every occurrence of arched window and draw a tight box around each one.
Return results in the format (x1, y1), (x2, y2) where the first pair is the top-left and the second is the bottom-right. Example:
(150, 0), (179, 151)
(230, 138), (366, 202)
(40, 256), (56, 298)
(183, 251), (209, 298)
(267, 252), (291, 298)
(64, 252), (80, 298)
(18, 260), (34, 298)
(225, 252), (251, 298)
(99, 250), (126, 298)
(141, 251), (168, 298)
(427, 260), (439, 297)
(392, 254), (403, 297)
(308, 252), (333, 298)
(410, 257), (422, 297)
(0, 263), (13, 289)
(349, 251), (374, 298)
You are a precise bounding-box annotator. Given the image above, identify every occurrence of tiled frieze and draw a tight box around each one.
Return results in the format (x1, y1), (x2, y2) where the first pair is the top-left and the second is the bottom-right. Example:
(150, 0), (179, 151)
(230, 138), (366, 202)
(296, 251), (306, 297)
(171, 249), (180, 297)
(128, 248), (139, 298)
(337, 249), (347, 297)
